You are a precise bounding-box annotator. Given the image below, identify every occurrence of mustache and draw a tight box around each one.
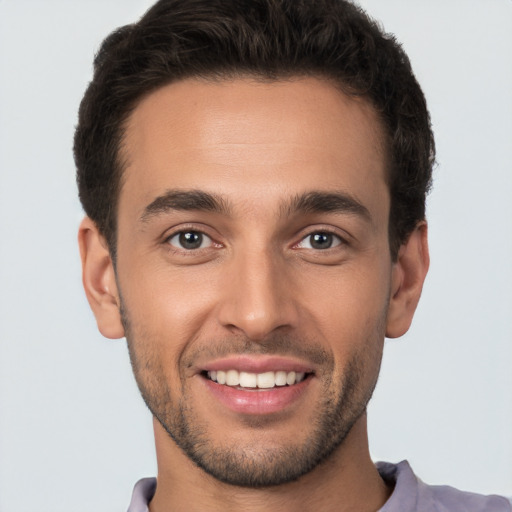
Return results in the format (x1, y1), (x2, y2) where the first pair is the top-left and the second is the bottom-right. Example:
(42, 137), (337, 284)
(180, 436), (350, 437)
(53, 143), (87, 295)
(180, 333), (334, 369)
(119, 297), (334, 370)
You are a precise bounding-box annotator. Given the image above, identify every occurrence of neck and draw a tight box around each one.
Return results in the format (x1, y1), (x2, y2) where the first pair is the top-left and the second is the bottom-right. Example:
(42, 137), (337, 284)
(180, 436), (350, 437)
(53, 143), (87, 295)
(149, 414), (391, 512)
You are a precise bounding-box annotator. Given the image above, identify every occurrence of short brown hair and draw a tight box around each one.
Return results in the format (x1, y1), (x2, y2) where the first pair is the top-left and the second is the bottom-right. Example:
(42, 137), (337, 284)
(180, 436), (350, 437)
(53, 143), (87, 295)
(74, 0), (434, 260)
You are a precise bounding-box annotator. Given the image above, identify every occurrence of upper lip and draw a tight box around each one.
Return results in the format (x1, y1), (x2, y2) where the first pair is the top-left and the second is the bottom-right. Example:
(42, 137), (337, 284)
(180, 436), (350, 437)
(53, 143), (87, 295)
(199, 355), (315, 374)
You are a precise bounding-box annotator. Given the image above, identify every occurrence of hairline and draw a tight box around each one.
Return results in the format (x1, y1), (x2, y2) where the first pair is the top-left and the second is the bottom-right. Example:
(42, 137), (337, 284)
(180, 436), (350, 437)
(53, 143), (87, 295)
(109, 71), (394, 260)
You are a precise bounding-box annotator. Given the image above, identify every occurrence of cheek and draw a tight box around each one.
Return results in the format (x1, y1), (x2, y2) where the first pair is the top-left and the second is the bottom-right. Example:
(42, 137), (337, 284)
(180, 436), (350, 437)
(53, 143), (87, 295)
(300, 260), (390, 381)
(118, 260), (221, 352)
(302, 260), (391, 329)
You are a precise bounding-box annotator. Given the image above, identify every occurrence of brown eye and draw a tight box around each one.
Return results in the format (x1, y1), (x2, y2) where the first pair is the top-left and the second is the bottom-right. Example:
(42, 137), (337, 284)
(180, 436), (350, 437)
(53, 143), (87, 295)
(168, 231), (212, 250)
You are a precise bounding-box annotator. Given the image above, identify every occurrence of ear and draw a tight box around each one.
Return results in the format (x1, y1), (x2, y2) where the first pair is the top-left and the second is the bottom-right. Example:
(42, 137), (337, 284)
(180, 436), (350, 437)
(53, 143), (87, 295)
(78, 217), (125, 339)
(386, 221), (430, 338)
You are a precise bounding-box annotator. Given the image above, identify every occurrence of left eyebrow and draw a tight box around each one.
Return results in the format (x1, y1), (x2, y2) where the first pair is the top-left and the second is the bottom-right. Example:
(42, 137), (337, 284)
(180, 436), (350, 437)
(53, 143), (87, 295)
(282, 190), (372, 222)
(139, 189), (231, 223)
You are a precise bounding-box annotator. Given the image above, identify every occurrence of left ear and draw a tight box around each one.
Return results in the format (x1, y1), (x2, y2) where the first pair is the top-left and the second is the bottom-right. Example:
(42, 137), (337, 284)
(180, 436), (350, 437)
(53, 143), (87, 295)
(386, 221), (430, 338)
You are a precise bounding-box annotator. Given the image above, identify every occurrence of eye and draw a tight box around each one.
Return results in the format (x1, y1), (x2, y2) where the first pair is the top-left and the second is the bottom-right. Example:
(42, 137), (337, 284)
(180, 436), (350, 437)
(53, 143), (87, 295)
(296, 232), (342, 250)
(167, 231), (213, 250)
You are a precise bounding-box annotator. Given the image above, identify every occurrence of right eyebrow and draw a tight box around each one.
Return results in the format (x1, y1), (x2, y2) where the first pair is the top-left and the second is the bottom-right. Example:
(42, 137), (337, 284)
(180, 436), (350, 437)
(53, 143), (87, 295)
(139, 189), (231, 223)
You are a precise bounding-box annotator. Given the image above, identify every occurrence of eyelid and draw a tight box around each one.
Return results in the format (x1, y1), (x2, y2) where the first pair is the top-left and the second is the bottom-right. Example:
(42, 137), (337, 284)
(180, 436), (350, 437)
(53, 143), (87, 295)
(293, 227), (350, 249)
(296, 233), (342, 250)
(166, 230), (213, 250)
(162, 223), (222, 251)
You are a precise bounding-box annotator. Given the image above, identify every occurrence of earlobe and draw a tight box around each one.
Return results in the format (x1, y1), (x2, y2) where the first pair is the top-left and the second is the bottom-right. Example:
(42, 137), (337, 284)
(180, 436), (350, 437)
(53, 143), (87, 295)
(386, 221), (430, 338)
(78, 217), (125, 339)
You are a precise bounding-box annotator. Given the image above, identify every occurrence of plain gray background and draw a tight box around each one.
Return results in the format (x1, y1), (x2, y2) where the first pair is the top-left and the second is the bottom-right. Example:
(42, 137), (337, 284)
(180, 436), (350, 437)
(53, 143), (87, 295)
(0, 1), (511, 510)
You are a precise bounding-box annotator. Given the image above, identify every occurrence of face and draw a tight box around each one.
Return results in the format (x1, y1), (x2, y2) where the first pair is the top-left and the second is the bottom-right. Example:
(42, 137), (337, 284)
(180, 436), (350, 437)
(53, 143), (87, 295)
(113, 78), (394, 486)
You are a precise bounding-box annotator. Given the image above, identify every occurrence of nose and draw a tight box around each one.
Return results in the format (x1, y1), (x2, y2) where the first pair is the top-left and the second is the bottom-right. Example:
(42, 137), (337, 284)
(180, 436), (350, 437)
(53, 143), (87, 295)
(217, 247), (299, 341)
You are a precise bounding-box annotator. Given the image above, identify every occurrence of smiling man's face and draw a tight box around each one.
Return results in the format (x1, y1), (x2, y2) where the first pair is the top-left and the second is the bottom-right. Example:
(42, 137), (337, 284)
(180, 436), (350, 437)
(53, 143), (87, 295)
(82, 77), (419, 486)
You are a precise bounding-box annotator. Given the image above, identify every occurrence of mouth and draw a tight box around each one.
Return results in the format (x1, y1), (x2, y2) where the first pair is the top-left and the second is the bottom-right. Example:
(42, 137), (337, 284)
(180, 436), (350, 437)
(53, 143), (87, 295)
(198, 357), (316, 415)
(203, 369), (309, 389)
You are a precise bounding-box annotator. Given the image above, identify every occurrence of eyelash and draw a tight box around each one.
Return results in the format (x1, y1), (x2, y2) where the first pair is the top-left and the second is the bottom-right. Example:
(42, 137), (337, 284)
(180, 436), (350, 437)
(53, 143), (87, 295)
(165, 229), (218, 252)
(164, 227), (348, 253)
(294, 231), (345, 250)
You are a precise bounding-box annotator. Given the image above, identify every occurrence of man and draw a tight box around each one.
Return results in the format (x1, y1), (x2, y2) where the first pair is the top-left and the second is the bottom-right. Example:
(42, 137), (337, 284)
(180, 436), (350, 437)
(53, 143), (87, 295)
(74, 0), (511, 510)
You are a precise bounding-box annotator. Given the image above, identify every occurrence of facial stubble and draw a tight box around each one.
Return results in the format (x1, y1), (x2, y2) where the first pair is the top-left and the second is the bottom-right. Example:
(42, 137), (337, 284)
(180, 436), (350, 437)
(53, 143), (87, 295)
(121, 302), (385, 488)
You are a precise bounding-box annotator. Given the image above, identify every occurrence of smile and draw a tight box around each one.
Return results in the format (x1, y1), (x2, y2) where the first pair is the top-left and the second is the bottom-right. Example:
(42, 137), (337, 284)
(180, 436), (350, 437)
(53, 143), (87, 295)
(199, 356), (316, 414)
(206, 370), (307, 389)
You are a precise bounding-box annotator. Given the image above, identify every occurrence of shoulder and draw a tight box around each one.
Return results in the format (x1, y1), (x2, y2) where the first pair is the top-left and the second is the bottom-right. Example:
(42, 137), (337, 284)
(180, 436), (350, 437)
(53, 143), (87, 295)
(426, 483), (511, 512)
(127, 477), (157, 512)
(377, 461), (512, 512)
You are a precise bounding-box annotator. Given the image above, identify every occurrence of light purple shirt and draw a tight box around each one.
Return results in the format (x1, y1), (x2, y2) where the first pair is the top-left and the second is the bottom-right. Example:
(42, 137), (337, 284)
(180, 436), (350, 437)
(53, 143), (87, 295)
(127, 460), (512, 511)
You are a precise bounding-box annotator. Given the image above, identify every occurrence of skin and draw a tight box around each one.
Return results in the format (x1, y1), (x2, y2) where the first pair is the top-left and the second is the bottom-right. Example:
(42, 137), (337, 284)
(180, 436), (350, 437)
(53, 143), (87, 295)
(79, 77), (429, 511)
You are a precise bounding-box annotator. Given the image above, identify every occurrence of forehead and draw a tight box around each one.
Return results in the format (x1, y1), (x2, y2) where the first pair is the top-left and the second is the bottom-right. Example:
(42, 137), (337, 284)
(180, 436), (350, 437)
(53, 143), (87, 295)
(119, 77), (388, 220)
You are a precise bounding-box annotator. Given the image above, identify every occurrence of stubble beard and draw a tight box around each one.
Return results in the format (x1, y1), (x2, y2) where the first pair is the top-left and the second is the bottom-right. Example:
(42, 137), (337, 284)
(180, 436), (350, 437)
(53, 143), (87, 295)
(121, 306), (385, 488)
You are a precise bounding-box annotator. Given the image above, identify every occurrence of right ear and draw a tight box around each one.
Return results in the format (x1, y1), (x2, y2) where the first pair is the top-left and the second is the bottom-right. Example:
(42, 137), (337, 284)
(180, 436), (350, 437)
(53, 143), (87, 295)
(78, 217), (125, 339)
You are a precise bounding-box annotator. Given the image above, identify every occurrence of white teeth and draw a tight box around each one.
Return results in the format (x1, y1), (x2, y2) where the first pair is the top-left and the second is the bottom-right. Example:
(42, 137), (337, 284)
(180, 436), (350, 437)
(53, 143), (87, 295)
(216, 370), (226, 384)
(226, 369), (239, 386)
(207, 369), (308, 388)
(239, 371), (257, 388)
(257, 371), (275, 389)
(275, 371), (287, 386)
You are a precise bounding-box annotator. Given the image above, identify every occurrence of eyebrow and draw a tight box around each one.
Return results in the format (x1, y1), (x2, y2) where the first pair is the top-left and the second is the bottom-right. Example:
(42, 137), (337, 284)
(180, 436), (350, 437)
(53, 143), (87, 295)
(139, 188), (371, 224)
(282, 191), (371, 221)
(140, 189), (231, 223)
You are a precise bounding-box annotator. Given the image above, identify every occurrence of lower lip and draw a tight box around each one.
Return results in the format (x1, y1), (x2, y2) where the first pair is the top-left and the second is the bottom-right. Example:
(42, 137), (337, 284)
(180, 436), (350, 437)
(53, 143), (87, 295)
(202, 376), (312, 415)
